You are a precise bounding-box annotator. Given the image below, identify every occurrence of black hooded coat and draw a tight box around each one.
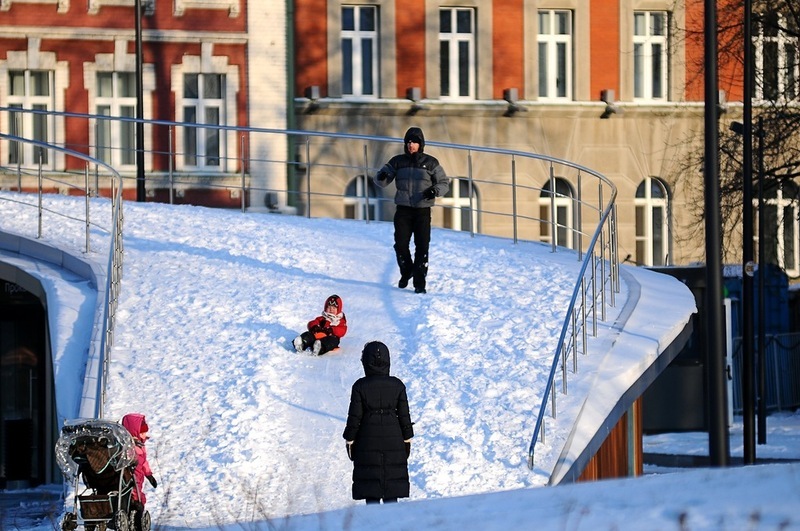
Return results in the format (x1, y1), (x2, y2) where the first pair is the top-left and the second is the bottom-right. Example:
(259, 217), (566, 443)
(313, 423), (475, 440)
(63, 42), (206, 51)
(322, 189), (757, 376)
(342, 342), (414, 500)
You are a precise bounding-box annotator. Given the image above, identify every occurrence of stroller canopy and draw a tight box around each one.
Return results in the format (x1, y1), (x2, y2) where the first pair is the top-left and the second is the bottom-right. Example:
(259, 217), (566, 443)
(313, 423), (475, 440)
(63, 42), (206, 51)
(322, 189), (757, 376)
(55, 419), (137, 479)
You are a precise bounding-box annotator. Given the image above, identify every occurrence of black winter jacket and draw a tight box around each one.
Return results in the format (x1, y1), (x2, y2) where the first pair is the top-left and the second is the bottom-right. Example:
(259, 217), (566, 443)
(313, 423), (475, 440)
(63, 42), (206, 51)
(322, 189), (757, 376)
(374, 127), (449, 208)
(343, 343), (414, 500)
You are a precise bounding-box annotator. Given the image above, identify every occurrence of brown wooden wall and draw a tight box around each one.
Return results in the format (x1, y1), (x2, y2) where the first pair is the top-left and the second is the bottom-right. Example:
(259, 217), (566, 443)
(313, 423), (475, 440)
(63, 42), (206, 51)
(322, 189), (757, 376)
(578, 397), (643, 482)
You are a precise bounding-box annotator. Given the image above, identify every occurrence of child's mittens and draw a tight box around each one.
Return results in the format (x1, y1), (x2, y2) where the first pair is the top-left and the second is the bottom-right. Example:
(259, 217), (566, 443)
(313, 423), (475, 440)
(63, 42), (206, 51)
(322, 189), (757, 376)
(146, 475), (158, 488)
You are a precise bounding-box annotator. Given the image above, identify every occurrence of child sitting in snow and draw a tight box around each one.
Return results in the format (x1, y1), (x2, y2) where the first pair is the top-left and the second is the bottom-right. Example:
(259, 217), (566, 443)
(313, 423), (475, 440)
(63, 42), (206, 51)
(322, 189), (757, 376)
(121, 413), (157, 531)
(293, 294), (348, 355)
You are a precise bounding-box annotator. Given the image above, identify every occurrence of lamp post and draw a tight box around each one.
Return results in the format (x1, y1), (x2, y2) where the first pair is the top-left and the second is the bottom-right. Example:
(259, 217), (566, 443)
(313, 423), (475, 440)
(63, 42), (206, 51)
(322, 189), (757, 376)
(757, 116), (767, 445)
(135, 0), (145, 202)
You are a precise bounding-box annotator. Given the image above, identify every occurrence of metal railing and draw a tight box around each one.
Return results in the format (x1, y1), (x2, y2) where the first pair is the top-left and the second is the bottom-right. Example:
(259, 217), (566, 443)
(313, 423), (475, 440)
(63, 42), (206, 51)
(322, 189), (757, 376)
(0, 132), (124, 420)
(731, 332), (800, 412)
(0, 108), (618, 467)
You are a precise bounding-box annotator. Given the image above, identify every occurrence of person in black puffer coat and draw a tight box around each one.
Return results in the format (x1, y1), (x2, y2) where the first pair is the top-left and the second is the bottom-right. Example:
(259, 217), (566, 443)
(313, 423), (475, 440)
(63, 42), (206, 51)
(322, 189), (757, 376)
(343, 341), (415, 504)
(374, 126), (450, 294)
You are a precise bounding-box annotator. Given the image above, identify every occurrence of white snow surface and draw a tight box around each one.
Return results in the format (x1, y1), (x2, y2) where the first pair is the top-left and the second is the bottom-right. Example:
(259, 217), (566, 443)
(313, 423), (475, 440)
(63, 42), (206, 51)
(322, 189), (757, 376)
(2, 192), (799, 530)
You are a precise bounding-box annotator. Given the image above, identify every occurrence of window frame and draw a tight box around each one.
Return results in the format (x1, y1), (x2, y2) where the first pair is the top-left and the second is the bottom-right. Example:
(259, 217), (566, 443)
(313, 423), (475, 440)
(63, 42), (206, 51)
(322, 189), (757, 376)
(440, 177), (479, 232)
(634, 177), (671, 266)
(752, 9), (800, 102)
(94, 71), (137, 169)
(7, 70), (54, 168)
(344, 174), (381, 221)
(439, 6), (476, 100)
(633, 10), (669, 101)
(341, 5), (380, 98)
(537, 9), (573, 101)
(758, 181), (800, 277)
(181, 72), (226, 171)
(539, 177), (576, 250)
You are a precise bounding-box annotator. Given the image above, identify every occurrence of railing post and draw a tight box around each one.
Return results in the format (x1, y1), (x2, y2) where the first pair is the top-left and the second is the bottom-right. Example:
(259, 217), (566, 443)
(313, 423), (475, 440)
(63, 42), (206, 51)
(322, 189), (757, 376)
(581, 276), (588, 356)
(85, 163), (91, 253)
(468, 150), (474, 237)
(37, 152), (43, 239)
(305, 138), (312, 218)
(169, 125), (174, 205)
(241, 134), (246, 213)
(599, 184), (606, 322)
(363, 144), (370, 223)
(577, 171), (583, 260)
(17, 159), (22, 192)
(510, 154), (517, 243)
(549, 163), (556, 253)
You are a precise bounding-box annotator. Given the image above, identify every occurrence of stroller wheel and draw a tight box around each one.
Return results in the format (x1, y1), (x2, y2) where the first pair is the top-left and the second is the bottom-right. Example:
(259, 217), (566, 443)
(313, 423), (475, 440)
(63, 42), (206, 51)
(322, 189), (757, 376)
(60, 512), (78, 531)
(141, 510), (152, 531)
(114, 510), (130, 531)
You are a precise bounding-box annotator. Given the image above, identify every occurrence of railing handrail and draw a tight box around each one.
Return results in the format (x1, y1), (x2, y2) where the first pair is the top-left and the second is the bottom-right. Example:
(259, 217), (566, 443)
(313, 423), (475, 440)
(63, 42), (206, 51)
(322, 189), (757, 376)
(0, 131), (123, 420)
(0, 109), (617, 472)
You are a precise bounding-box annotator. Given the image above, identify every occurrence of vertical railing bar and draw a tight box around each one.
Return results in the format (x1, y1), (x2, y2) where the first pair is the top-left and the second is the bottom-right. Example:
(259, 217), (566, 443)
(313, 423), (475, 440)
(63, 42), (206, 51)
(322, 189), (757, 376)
(37, 151), (43, 239)
(511, 154), (518, 244)
(581, 276), (588, 356)
(169, 125), (174, 205)
(577, 170), (583, 261)
(549, 163), (556, 252)
(468, 150), (475, 237)
(363, 144), (371, 223)
(572, 309), (578, 373)
(599, 184), (606, 321)
(305, 138), (312, 218)
(85, 162), (91, 253)
(241, 134), (246, 213)
(591, 253), (598, 337)
(17, 158), (22, 191)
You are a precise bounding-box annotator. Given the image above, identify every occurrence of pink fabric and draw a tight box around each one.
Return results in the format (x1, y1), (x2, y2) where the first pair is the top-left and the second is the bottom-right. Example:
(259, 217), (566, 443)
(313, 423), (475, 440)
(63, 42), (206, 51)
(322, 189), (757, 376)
(122, 413), (153, 504)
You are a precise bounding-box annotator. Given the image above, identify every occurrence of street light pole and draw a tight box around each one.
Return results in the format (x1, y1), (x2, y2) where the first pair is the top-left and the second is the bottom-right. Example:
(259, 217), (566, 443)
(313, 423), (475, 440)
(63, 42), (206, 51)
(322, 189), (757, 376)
(135, 0), (146, 202)
(757, 115), (767, 445)
(741, 0), (756, 464)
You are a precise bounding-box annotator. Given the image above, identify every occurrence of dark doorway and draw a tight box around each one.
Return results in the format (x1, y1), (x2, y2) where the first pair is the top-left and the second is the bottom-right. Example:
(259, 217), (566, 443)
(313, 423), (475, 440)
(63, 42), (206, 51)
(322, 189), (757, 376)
(0, 279), (48, 489)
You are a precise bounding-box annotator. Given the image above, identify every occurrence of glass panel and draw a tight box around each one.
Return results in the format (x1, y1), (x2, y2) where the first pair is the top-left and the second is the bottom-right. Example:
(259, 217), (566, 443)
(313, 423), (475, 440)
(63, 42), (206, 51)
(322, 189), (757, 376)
(32, 104), (48, 164)
(787, 44), (797, 100)
(556, 43), (567, 97)
(540, 205), (550, 237)
(636, 241), (646, 265)
(784, 205), (796, 270)
(634, 44), (643, 98)
(653, 206), (665, 265)
(9, 108), (21, 164)
(650, 178), (666, 198)
(458, 41), (469, 96)
(184, 74), (199, 98)
(96, 105), (111, 163)
(635, 206), (645, 237)
(204, 74), (222, 99)
(184, 106), (197, 165)
(764, 10), (779, 38)
(342, 39), (353, 94)
(30, 72), (49, 96)
(538, 42), (548, 97)
(634, 12), (645, 36)
(360, 6), (375, 31)
(556, 205), (568, 246)
(119, 73), (136, 98)
(765, 204), (779, 265)
(456, 9), (471, 33)
(556, 11), (569, 35)
(652, 43), (663, 98)
(440, 42), (450, 96)
(440, 9), (451, 33)
(764, 41), (779, 100)
(97, 73), (113, 98)
(538, 11), (549, 35)
(342, 6), (354, 31)
(652, 13), (665, 36)
(362, 39), (373, 95)
(636, 180), (646, 198)
(10, 71), (25, 96)
(120, 106), (135, 165)
(460, 206), (471, 231)
(205, 107), (220, 165)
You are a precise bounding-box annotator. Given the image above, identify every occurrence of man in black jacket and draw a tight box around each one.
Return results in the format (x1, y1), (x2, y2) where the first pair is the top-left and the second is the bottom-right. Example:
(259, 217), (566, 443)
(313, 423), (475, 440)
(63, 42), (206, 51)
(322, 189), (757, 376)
(343, 341), (414, 504)
(375, 127), (449, 294)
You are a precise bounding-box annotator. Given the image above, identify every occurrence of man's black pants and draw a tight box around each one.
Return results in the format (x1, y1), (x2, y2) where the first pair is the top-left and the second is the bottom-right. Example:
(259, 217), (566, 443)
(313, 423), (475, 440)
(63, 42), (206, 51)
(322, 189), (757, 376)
(393, 205), (431, 291)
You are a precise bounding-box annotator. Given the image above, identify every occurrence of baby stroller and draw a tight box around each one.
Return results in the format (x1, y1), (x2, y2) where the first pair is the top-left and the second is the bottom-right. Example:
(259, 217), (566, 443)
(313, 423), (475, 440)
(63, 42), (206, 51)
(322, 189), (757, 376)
(55, 419), (150, 531)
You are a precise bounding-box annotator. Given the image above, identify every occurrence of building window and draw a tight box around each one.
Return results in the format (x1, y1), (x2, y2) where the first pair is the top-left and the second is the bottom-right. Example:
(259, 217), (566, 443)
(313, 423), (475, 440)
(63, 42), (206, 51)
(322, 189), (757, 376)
(759, 181), (799, 277)
(440, 178), (479, 232)
(633, 11), (668, 101)
(539, 177), (575, 249)
(439, 7), (475, 100)
(753, 9), (799, 101)
(344, 175), (380, 220)
(538, 10), (572, 100)
(341, 5), (378, 98)
(95, 72), (136, 168)
(635, 177), (670, 266)
(7, 70), (53, 167)
(183, 73), (225, 169)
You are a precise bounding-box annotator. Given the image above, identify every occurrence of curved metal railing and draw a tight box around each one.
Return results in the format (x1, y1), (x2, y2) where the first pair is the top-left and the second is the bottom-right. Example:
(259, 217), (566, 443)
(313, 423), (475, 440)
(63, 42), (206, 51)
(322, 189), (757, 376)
(0, 108), (618, 470)
(0, 132), (123, 420)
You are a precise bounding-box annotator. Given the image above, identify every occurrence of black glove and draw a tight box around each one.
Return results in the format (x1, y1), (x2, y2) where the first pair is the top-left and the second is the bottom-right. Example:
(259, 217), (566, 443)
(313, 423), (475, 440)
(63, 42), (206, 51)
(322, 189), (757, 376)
(146, 475), (157, 488)
(423, 186), (436, 200)
(346, 442), (354, 461)
(405, 441), (411, 457)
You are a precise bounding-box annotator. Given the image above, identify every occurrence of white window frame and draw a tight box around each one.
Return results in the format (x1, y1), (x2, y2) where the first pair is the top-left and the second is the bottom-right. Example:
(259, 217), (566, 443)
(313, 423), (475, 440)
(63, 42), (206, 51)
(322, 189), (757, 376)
(94, 72), (137, 169)
(341, 5), (379, 98)
(537, 9), (573, 101)
(440, 178), (478, 232)
(635, 177), (670, 266)
(181, 73), (225, 170)
(7, 70), (54, 168)
(753, 10), (799, 102)
(633, 11), (669, 101)
(439, 7), (476, 100)
(759, 182), (800, 277)
(539, 177), (575, 249)
(344, 174), (381, 221)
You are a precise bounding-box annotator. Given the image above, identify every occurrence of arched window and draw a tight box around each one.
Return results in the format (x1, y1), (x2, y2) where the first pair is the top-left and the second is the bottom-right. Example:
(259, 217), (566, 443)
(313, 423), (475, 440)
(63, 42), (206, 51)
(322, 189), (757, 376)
(440, 178), (479, 232)
(635, 177), (670, 266)
(539, 177), (576, 249)
(760, 180), (799, 277)
(344, 175), (380, 221)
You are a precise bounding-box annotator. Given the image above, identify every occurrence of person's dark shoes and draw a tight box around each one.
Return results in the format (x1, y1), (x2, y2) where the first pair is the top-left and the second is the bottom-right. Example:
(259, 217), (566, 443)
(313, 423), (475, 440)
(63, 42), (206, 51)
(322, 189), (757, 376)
(398, 275), (411, 289)
(414, 287), (427, 294)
